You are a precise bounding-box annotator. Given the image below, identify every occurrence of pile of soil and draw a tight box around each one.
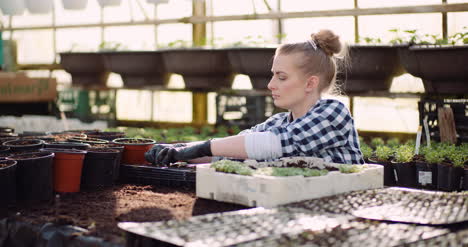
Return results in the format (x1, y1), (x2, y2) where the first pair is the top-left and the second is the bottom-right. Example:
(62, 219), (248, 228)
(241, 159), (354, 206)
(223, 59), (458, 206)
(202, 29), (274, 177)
(1, 184), (249, 245)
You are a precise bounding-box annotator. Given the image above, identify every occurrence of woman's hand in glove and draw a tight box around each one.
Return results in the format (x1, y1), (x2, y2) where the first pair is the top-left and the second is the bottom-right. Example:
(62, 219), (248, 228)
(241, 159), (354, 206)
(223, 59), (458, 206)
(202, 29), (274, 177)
(144, 143), (187, 165)
(155, 140), (212, 165)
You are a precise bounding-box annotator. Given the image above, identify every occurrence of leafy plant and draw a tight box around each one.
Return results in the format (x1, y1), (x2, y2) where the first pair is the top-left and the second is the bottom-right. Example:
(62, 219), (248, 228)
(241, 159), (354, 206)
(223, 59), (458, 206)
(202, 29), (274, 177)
(424, 149), (444, 164)
(256, 167), (328, 177)
(98, 41), (124, 51)
(386, 137), (400, 148)
(338, 164), (364, 174)
(370, 137), (385, 148)
(375, 145), (393, 162)
(360, 144), (373, 160)
(211, 160), (253, 176)
(448, 151), (468, 168)
(394, 145), (415, 163)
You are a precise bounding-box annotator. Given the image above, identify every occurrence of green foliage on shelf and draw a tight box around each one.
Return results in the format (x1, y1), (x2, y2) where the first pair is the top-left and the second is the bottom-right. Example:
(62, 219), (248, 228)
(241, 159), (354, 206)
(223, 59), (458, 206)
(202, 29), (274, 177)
(374, 145), (393, 162)
(360, 144), (373, 160)
(255, 167), (328, 177)
(394, 145), (415, 163)
(370, 137), (385, 148)
(338, 164), (364, 174)
(211, 160), (253, 176)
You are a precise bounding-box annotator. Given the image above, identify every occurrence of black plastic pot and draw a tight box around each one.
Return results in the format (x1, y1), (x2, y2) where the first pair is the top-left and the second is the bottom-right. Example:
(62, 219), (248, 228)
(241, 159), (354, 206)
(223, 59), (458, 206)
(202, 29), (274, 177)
(3, 139), (45, 153)
(67, 137), (109, 145)
(7, 151), (55, 201)
(44, 141), (91, 150)
(0, 132), (18, 138)
(415, 161), (438, 190)
(0, 160), (17, 205)
(368, 158), (396, 186)
(463, 167), (468, 191)
(81, 148), (120, 188)
(393, 161), (417, 188)
(87, 131), (126, 142)
(437, 163), (463, 192)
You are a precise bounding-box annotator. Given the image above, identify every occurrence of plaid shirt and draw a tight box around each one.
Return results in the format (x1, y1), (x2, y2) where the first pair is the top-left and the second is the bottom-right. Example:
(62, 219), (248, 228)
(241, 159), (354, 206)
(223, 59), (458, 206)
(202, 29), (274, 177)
(239, 99), (364, 164)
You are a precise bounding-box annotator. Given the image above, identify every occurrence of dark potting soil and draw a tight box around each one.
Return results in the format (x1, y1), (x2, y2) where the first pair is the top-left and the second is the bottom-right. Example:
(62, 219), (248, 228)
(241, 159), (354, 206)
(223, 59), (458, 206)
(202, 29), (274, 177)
(5, 139), (42, 146)
(113, 138), (155, 144)
(2, 184), (249, 245)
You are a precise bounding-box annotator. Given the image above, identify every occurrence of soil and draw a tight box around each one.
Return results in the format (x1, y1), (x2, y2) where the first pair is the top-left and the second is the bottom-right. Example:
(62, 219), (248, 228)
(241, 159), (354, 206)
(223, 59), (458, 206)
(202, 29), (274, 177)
(1, 184), (249, 245)
(8, 151), (52, 159)
(68, 137), (109, 144)
(113, 138), (155, 144)
(4, 139), (42, 146)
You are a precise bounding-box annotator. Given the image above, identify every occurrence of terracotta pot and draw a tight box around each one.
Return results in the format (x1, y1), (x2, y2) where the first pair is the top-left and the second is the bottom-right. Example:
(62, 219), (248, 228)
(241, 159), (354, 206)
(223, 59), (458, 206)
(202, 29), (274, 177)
(42, 148), (87, 193)
(112, 138), (156, 165)
(0, 159), (17, 205)
(7, 151), (55, 201)
(44, 141), (90, 150)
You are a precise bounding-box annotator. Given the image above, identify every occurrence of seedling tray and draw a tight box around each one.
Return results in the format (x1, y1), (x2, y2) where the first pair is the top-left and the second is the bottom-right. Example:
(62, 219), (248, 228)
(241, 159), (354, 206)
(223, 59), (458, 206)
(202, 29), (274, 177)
(351, 189), (468, 225)
(119, 164), (196, 188)
(118, 207), (452, 247)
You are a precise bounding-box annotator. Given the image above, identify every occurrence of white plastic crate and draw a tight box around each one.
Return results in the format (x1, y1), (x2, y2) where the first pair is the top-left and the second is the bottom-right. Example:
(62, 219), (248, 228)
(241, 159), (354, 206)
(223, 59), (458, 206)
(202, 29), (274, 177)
(196, 163), (384, 208)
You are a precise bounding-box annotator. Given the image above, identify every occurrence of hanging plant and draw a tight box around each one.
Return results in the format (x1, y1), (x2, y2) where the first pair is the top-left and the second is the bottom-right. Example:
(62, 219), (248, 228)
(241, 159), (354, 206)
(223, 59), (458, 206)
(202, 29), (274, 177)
(0, 0), (26, 15)
(25, 0), (53, 14)
(62, 0), (88, 10)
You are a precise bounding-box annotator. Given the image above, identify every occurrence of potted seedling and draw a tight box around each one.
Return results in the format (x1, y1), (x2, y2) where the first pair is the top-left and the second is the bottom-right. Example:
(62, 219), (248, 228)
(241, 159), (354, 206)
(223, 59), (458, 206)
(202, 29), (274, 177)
(438, 146), (466, 192)
(360, 144), (373, 164)
(415, 147), (441, 190)
(370, 137), (385, 149)
(368, 145), (395, 186)
(392, 145), (416, 188)
(0, 159), (17, 205)
(112, 138), (156, 165)
(398, 28), (468, 95)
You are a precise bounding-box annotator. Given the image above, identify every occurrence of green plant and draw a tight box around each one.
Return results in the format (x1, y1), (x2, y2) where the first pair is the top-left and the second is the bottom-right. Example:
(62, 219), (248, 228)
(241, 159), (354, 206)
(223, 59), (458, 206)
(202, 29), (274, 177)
(360, 144), (373, 160)
(389, 27), (468, 45)
(394, 145), (415, 163)
(374, 145), (393, 161)
(386, 137), (400, 148)
(338, 164), (364, 174)
(255, 167), (328, 177)
(98, 41), (124, 51)
(211, 160), (253, 176)
(448, 151), (468, 168)
(359, 36), (382, 44)
(424, 149), (444, 164)
(370, 137), (385, 148)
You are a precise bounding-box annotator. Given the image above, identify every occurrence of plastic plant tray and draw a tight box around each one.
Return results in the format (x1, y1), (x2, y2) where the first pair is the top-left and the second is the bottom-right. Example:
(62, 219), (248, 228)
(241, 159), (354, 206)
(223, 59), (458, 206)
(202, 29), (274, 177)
(118, 207), (452, 247)
(196, 163), (383, 207)
(119, 164), (196, 188)
(119, 207), (350, 247)
(351, 189), (468, 225)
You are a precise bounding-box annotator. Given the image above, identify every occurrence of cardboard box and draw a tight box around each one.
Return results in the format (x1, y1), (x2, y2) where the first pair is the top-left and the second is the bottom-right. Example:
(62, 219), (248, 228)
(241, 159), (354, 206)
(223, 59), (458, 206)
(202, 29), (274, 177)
(0, 72), (57, 102)
(196, 163), (384, 208)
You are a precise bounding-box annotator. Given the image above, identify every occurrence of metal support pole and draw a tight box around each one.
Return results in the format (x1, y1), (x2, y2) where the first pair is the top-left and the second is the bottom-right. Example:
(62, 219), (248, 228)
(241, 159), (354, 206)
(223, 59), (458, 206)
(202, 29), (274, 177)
(192, 91), (208, 126)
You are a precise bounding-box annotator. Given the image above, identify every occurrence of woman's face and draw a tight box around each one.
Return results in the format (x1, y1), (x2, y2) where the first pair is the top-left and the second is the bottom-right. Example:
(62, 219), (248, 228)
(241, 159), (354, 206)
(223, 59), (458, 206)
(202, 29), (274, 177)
(268, 53), (310, 110)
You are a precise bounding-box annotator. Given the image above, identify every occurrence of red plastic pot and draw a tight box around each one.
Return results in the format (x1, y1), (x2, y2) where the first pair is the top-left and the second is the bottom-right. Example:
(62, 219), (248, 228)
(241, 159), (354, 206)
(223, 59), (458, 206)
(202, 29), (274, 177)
(112, 138), (156, 165)
(42, 148), (87, 193)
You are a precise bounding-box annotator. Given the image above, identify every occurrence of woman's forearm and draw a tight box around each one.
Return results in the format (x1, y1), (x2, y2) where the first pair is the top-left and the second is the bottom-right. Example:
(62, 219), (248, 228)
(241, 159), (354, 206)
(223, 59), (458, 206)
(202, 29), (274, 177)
(211, 135), (249, 159)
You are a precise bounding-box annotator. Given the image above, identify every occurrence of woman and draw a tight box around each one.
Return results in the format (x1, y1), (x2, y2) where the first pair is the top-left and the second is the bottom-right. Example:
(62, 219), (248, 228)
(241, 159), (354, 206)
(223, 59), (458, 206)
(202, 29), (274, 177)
(145, 29), (364, 165)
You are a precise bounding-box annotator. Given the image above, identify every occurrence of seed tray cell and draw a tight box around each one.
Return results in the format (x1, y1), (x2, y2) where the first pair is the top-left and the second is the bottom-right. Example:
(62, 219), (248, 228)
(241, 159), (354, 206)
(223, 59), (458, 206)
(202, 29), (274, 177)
(351, 190), (468, 225)
(119, 207), (350, 247)
(286, 187), (467, 223)
(237, 219), (451, 247)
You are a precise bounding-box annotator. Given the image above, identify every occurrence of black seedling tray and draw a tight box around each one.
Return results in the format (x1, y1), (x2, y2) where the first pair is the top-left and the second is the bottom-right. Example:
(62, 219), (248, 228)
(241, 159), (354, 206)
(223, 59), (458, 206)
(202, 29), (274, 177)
(119, 164), (196, 188)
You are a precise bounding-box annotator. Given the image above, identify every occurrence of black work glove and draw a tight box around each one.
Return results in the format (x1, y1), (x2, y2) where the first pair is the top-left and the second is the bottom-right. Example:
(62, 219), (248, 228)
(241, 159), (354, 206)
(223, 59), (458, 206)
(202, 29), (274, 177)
(155, 140), (212, 165)
(144, 143), (187, 165)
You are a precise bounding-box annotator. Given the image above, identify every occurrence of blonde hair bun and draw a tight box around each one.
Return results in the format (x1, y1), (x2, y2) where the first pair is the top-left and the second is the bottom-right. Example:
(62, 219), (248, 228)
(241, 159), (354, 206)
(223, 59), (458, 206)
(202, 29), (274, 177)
(311, 29), (342, 56)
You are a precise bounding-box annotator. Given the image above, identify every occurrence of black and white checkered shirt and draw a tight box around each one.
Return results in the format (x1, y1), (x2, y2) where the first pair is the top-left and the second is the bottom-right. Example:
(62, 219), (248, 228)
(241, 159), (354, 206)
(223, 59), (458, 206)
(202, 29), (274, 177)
(239, 99), (365, 164)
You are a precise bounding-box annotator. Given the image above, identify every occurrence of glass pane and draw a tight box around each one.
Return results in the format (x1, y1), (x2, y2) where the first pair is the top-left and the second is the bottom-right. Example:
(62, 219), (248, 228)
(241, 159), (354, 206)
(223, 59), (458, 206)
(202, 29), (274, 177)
(56, 28), (101, 52)
(358, 13), (442, 44)
(104, 25), (156, 50)
(116, 89), (152, 121)
(211, 0), (278, 16)
(156, 24), (192, 47)
(10, 11), (53, 27)
(12, 30), (55, 64)
(281, 0), (353, 12)
(283, 17), (355, 44)
(54, 0), (100, 25)
(156, 0), (192, 19)
(211, 20), (275, 46)
(102, 0), (154, 23)
(358, 0), (440, 8)
(448, 12), (468, 37)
